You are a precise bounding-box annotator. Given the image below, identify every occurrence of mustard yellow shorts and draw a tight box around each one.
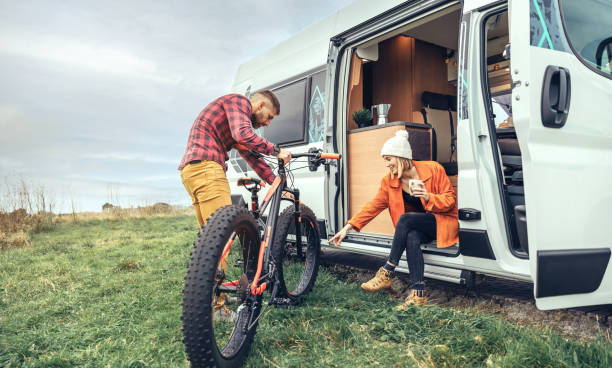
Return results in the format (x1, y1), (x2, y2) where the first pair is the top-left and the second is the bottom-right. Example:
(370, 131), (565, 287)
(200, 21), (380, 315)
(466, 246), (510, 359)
(180, 160), (231, 227)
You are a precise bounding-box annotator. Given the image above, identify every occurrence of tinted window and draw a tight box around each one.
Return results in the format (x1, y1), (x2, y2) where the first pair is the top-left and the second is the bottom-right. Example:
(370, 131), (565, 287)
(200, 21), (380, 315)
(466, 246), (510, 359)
(260, 79), (307, 145)
(308, 71), (326, 143)
(560, 0), (612, 76)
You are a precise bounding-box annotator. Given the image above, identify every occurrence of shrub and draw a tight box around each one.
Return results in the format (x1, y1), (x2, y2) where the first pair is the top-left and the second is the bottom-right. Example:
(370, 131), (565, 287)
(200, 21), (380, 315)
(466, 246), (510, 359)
(0, 231), (31, 250)
(0, 209), (55, 234)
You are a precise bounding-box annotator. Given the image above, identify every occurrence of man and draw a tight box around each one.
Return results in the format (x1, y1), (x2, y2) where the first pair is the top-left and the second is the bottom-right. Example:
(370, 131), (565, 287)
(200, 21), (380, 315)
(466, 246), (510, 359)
(179, 91), (291, 228)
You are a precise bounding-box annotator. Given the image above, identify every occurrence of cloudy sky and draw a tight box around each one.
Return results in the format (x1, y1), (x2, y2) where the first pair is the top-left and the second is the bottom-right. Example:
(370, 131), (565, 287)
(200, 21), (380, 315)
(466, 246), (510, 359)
(0, 0), (353, 213)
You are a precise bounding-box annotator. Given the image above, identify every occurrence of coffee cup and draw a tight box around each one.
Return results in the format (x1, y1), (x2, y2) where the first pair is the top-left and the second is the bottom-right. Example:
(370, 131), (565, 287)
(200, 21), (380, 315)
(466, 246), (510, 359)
(408, 179), (424, 195)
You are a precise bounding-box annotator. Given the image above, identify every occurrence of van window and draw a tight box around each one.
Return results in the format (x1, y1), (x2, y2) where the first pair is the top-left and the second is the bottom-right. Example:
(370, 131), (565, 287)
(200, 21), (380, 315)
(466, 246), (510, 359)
(308, 71), (326, 143)
(560, 0), (612, 77)
(263, 79), (307, 145)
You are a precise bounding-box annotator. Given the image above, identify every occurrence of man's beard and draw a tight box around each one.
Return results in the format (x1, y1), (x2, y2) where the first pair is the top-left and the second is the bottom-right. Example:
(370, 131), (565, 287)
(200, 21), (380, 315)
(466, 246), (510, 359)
(251, 114), (263, 129)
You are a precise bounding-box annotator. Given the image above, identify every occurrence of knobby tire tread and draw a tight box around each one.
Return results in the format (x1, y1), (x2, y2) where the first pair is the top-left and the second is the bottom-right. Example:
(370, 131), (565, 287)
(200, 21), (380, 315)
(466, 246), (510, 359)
(271, 204), (321, 301)
(182, 205), (261, 368)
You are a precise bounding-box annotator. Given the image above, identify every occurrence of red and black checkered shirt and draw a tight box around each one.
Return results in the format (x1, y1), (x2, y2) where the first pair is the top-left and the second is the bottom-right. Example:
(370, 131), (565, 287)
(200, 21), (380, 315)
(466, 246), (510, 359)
(178, 94), (276, 183)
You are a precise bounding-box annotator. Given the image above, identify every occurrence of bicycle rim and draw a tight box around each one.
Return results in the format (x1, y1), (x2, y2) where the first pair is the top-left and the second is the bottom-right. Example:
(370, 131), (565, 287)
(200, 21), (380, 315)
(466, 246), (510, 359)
(281, 211), (319, 296)
(212, 224), (259, 358)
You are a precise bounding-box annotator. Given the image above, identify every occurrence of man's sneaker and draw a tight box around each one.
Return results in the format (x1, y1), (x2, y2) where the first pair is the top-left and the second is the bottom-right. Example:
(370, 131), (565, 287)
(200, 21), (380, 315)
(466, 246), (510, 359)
(361, 267), (393, 292)
(213, 305), (237, 323)
(396, 289), (427, 310)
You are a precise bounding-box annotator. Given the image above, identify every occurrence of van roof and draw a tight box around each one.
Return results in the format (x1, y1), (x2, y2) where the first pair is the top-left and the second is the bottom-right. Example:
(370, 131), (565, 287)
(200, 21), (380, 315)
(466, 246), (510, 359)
(231, 0), (409, 93)
(231, 0), (488, 93)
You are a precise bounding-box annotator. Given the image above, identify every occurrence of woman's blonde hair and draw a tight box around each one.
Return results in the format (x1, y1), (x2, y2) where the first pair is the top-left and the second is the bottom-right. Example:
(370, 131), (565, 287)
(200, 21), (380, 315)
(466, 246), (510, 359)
(392, 157), (412, 179)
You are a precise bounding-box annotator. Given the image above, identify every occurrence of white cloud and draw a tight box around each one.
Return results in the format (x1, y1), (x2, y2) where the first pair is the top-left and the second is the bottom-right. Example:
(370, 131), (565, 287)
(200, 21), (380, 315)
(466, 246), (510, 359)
(0, 32), (183, 85)
(0, 0), (355, 212)
(83, 152), (176, 165)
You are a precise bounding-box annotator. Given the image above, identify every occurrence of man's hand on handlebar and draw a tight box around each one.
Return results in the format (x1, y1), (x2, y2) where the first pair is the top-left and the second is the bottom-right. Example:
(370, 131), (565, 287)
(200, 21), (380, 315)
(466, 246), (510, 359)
(275, 148), (291, 164)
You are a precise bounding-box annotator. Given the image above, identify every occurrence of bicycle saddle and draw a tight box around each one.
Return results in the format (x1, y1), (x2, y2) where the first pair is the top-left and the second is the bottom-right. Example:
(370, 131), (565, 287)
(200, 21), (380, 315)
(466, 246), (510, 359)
(237, 177), (265, 189)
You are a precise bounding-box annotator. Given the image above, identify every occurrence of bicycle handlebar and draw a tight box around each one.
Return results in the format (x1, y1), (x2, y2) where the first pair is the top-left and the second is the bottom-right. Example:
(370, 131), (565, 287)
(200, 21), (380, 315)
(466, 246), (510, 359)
(320, 153), (341, 160)
(290, 151), (341, 160)
(233, 144), (341, 161)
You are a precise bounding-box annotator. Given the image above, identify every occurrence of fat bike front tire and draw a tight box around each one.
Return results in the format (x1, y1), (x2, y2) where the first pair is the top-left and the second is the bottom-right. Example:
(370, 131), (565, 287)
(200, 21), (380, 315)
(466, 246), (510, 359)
(271, 204), (321, 302)
(182, 205), (262, 368)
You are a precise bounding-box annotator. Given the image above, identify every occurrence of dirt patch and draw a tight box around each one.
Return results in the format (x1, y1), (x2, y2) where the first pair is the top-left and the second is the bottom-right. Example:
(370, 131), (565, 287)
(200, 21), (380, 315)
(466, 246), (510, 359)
(326, 262), (611, 342)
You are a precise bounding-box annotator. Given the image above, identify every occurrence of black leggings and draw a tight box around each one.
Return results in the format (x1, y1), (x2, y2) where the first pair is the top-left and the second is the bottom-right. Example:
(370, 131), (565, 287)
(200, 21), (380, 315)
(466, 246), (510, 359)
(387, 213), (436, 287)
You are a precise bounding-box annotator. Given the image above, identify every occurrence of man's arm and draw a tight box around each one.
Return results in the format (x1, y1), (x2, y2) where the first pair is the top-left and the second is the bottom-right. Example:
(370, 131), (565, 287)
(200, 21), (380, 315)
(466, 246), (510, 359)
(237, 149), (276, 185)
(223, 95), (275, 155)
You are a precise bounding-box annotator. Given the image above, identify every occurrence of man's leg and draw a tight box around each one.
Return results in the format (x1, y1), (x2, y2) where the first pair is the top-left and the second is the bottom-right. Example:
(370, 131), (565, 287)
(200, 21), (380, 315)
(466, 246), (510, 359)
(181, 161), (232, 227)
(180, 161), (235, 321)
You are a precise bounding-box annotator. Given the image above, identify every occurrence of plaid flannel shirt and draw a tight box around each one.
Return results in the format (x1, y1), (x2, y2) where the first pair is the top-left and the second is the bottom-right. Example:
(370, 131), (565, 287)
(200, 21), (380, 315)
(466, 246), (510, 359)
(178, 94), (276, 184)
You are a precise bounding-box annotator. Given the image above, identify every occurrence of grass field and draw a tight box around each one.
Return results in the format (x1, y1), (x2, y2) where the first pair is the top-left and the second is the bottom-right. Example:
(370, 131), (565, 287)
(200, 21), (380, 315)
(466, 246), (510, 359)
(1, 214), (611, 367)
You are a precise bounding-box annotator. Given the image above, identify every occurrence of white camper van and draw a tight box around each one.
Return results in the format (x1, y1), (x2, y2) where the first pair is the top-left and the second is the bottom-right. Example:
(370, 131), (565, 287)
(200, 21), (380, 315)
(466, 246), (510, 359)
(229, 0), (612, 310)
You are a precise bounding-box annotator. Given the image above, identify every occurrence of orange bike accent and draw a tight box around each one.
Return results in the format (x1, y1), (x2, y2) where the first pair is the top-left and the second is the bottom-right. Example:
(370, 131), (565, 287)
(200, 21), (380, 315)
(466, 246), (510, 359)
(263, 176), (281, 203)
(234, 144), (249, 151)
(238, 177), (266, 187)
(220, 234), (236, 263)
(320, 153), (341, 159)
(221, 280), (239, 287)
(250, 226), (272, 295)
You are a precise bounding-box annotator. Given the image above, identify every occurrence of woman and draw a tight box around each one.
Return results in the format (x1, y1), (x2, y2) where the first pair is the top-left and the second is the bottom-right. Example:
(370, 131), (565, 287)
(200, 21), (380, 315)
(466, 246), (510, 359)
(330, 130), (458, 308)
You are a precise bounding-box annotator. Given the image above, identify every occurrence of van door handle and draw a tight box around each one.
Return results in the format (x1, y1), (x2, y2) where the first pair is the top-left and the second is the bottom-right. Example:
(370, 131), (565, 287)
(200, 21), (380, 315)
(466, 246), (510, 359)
(541, 65), (571, 128)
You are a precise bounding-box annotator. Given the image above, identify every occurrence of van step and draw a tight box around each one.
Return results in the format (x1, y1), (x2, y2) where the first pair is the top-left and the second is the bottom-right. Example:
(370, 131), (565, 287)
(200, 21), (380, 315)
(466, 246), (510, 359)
(395, 263), (465, 284)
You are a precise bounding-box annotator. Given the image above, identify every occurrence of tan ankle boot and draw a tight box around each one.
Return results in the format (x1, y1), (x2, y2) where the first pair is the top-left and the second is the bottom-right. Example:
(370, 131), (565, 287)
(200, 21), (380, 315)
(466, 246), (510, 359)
(361, 267), (393, 292)
(396, 289), (427, 310)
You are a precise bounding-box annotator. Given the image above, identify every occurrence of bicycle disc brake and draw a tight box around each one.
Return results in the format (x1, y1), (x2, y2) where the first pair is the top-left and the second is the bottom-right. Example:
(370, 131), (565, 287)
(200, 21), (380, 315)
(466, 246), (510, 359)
(236, 273), (249, 305)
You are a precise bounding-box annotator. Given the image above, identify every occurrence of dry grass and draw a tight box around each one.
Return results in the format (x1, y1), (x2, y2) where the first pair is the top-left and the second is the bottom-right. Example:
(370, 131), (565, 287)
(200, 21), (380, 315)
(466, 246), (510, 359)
(0, 230), (31, 250)
(55, 205), (192, 223)
(1, 176), (189, 250)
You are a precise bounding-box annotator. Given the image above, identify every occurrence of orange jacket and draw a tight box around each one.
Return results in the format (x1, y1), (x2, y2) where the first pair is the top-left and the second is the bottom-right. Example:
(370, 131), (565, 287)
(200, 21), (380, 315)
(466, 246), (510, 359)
(347, 161), (458, 248)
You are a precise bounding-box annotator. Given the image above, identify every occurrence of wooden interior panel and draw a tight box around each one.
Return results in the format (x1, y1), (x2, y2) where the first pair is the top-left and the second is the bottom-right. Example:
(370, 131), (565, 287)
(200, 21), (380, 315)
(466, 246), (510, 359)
(347, 53), (364, 131)
(412, 39), (457, 111)
(372, 36), (414, 123)
(348, 125), (404, 235)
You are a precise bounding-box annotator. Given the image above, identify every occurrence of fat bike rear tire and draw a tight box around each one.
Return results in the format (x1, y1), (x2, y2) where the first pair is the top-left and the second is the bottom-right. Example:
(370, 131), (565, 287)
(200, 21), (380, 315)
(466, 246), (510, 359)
(182, 205), (262, 368)
(271, 204), (321, 302)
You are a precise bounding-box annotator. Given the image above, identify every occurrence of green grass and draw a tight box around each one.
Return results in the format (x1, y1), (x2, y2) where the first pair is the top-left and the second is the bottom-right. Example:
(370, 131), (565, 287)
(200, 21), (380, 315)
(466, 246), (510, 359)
(1, 215), (610, 367)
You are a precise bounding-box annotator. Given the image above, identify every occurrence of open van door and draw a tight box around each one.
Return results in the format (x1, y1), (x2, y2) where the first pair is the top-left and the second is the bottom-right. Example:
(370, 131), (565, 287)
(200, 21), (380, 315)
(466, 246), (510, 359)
(509, 0), (612, 309)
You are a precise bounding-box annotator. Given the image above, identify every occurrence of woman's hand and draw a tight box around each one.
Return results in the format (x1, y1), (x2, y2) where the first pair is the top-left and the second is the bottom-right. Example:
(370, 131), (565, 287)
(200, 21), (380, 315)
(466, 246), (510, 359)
(412, 185), (430, 202)
(329, 224), (353, 247)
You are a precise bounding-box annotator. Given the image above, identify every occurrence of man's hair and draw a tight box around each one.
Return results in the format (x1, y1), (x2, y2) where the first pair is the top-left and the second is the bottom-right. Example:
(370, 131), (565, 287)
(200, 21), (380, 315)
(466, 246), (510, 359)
(254, 90), (280, 114)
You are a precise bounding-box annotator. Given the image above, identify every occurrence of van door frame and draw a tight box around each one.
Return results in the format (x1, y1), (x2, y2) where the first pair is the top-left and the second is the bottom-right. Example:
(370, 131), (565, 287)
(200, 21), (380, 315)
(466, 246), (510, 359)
(477, 4), (528, 259)
(325, 0), (460, 237)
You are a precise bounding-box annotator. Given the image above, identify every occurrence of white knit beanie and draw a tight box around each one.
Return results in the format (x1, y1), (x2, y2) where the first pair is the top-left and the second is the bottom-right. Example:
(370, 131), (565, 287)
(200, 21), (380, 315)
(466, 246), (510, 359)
(380, 130), (412, 159)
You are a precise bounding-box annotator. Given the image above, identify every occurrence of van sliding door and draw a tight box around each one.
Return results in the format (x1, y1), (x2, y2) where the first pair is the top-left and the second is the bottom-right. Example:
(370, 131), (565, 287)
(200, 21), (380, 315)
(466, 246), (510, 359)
(510, 0), (612, 309)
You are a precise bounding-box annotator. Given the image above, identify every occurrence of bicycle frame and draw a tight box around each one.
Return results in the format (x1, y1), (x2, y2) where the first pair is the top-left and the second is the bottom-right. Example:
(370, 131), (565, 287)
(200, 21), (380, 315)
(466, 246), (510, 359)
(218, 150), (340, 305)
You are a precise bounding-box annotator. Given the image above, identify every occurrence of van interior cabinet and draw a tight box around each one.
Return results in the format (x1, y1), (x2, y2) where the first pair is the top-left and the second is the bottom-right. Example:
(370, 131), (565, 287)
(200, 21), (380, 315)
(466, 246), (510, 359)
(347, 36), (456, 130)
(347, 122), (432, 235)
